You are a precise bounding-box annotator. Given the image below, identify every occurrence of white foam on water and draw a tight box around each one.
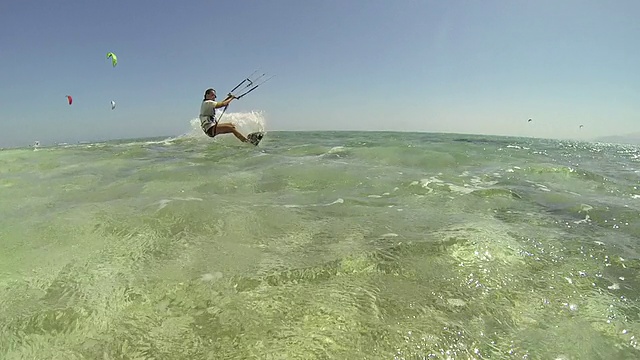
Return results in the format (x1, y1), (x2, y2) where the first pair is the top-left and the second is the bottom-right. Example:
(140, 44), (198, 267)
(200, 272), (223, 282)
(418, 176), (444, 188)
(282, 198), (344, 208)
(320, 146), (349, 158)
(328, 146), (346, 153)
(448, 184), (476, 194)
(534, 183), (551, 192)
(413, 174), (504, 196)
(579, 204), (593, 212)
(447, 298), (467, 307)
(379, 233), (398, 238)
(469, 176), (498, 187)
(573, 214), (590, 224)
(155, 197), (203, 211)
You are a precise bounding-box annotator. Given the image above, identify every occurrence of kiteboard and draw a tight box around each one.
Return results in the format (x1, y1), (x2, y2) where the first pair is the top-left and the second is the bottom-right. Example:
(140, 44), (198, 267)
(246, 132), (264, 146)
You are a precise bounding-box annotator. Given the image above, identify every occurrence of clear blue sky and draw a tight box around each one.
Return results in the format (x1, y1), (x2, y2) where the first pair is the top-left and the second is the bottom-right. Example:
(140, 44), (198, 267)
(1, 0), (639, 147)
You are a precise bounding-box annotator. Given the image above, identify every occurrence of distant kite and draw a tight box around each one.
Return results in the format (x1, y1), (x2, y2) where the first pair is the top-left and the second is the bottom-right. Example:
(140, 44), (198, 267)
(106, 52), (118, 67)
(579, 124), (584, 129)
(528, 118), (532, 122)
(111, 100), (116, 110)
(66, 95), (73, 105)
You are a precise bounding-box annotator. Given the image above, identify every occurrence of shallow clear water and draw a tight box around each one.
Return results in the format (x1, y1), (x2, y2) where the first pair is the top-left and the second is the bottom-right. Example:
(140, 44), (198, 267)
(1, 131), (639, 359)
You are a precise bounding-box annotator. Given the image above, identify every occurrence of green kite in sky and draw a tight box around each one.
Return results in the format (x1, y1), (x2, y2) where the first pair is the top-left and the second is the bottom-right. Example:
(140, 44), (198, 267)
(106, 52), (118, 67)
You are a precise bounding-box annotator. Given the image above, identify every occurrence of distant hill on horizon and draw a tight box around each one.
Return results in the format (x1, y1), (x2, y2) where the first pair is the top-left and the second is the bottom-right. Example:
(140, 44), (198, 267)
(593, 132), (640, 145)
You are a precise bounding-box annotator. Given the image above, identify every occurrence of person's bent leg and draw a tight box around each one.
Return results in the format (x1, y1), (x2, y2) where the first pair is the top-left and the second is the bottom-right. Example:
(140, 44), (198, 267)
(214, 123), (248, 143)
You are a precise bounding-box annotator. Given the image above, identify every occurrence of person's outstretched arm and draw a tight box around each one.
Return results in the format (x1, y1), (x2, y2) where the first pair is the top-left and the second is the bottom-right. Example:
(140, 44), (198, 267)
(215, 94), (237, 108)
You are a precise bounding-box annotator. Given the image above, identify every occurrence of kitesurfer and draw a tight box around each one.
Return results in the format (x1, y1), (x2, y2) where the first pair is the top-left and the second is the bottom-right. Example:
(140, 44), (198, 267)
(199, 88), (250, 143)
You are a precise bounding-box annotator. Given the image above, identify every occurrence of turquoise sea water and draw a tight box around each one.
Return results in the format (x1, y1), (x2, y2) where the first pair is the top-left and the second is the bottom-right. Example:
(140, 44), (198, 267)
(1, 126), (639, 359)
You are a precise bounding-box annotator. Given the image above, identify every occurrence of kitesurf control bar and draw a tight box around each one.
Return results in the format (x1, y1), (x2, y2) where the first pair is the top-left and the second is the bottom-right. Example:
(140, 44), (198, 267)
(215, 70), (274, 123)
(227, 71), (274, 99)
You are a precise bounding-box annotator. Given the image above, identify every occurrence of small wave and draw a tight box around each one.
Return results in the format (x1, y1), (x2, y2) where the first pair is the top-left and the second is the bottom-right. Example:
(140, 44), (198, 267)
(470, 188), (523, 199)
(321, 146), (350, 158)
(282, 198), (344, 208)
(154, 197), (203, 211)
(524, 165), (610, 184)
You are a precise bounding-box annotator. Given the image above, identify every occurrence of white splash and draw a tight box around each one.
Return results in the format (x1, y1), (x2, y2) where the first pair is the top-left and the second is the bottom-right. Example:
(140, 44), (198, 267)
(178, 110), (267, 142)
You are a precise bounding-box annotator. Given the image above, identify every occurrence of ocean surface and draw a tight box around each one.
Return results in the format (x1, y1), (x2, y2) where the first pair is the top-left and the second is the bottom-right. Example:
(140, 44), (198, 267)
(1, 116), (640, 359)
